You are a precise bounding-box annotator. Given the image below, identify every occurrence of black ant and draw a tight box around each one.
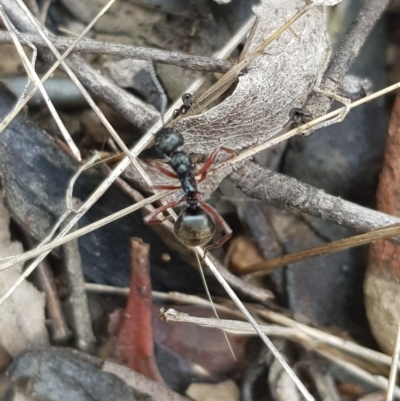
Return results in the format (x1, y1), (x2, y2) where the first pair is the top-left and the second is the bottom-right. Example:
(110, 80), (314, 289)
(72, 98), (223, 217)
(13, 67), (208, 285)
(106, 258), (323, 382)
(144, 127), (233, 249)
(172, 93), (193, 119)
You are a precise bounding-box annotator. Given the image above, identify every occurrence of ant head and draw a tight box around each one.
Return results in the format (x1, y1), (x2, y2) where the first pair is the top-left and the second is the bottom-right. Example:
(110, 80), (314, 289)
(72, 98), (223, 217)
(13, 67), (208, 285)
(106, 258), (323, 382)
(174, 206), (216, 247)
(182, 93), (193, 107)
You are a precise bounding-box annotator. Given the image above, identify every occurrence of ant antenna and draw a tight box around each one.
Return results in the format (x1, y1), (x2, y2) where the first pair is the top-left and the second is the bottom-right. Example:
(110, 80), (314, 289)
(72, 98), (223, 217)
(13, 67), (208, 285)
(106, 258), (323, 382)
(194, 250), (236, 361)
(148, 61), (167, 126)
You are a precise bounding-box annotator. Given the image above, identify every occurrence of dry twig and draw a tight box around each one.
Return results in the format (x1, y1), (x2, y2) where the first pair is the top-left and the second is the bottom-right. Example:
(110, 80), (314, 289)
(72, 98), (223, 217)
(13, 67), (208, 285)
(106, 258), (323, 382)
(0, 31), (232, 73)
(230, 162), (400, 243)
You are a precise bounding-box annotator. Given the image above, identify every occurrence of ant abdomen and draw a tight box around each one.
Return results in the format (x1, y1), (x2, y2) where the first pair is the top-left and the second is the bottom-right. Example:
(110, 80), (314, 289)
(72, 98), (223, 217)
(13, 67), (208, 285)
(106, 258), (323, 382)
(155, 128), (184, 157)
(174, 207), (216, 247)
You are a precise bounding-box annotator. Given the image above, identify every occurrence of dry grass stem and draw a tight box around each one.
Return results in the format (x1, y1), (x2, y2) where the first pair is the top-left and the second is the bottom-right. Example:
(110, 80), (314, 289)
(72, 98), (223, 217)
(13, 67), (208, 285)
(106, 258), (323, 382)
(0, 191), (171, 270)
(242, 222), (400, 275)
(385, 318), (400, 401)
(0, 6), (81, 160)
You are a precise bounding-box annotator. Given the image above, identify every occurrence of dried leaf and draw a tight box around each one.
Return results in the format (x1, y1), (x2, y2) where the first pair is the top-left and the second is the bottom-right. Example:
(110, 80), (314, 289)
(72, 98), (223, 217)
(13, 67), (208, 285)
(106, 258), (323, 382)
(175, 0), (330, 155)
(0, 193), (48, 356)
(365, 96), (400, 354)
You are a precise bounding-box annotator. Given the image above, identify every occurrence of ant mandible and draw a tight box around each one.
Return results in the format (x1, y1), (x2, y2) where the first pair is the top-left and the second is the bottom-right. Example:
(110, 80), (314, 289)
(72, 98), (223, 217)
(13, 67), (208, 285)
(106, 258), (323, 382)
(144, 126), (233, 249)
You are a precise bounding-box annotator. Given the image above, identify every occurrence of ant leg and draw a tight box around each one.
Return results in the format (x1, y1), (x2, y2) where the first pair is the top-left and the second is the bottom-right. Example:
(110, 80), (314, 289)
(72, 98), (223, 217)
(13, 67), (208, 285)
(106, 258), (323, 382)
(197, 147), (236, 182)
(201, 203), (232, 257)
(151, 161), (178, 179)
(152, 184), (181, 190)
(144, 198), (184, 225)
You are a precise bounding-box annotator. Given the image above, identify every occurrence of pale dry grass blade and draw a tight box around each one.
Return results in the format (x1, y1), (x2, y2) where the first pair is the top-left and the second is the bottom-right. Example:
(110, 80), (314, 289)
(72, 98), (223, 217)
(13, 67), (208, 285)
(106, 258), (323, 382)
(193, 250), (236, 360)
(386, 318), (400, 401)
(0, 6), (81, 160)
(0, 191), (171, 270)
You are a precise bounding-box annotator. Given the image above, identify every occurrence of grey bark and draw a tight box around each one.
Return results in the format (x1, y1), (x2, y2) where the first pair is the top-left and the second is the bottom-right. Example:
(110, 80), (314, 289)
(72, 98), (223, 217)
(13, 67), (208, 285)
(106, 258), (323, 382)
(229, 162), (400, 243)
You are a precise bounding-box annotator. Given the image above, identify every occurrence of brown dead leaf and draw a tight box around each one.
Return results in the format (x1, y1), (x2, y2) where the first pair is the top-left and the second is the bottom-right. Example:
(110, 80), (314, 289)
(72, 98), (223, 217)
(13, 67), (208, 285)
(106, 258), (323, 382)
(175, 0), (330, 155)
(365, 96), (400, 354)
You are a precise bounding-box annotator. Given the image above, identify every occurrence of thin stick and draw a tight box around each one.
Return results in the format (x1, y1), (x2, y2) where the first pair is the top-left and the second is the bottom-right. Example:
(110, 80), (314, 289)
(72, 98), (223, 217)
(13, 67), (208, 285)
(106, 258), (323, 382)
(162, 308), (400, 396)
(0, 6), (81, 160)
(0, 31), (232, 73)
(241, 222), (400, 275)
(193, 250), (236, 360)
(386, 317), (400, 401)
(161, 308), (299, 337)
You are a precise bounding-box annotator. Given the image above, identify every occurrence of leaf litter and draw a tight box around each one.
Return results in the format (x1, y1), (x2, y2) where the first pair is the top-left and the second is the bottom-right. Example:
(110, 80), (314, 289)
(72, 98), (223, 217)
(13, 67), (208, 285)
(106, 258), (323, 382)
(3, 0), (400, 398)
